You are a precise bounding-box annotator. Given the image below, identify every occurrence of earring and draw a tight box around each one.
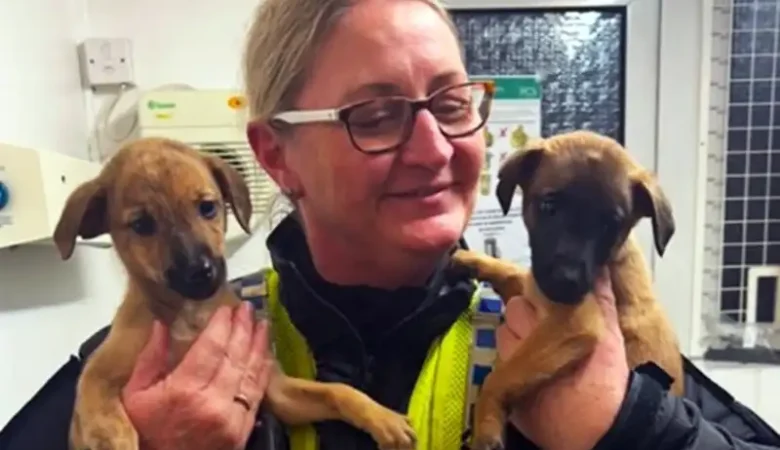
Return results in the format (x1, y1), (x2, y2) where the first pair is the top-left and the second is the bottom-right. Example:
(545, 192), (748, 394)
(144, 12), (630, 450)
(282, 187), (302, 200)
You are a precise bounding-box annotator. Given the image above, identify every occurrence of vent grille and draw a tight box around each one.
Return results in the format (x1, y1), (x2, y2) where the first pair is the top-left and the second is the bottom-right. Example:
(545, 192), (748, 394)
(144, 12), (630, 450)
(192, 142), (277, 217)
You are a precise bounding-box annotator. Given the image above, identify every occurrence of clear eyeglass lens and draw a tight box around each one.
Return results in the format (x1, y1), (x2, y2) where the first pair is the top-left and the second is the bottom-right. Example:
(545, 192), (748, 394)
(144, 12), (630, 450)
(346, 83), (489, 153)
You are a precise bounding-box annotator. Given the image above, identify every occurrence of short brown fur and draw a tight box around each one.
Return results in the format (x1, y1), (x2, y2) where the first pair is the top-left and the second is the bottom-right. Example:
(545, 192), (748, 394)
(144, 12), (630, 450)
(453, 130), (683, 450)
(54, 137), (416, 450)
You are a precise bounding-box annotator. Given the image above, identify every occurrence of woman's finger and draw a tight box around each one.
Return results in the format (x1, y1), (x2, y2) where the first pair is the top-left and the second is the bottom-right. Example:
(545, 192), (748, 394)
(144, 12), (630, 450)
(228, 321), (272, 444)
(591, 268), (624, 344)
(496, 323), (521, 361)
(503, 296), (539, 339)
(593, 268), (615, 304)
(237, 320), (271, 404)
(170, 306), (233, 389)
(211, 302), (256, 394)
(236, 360), (274, 448)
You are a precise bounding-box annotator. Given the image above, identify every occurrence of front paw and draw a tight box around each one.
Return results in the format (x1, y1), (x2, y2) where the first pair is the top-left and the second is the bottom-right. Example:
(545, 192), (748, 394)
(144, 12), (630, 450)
(448, 250), (480, 280)
(70, 411), (139, 450)
(470, 419), (505, 450)
(364, 406), (417, 450)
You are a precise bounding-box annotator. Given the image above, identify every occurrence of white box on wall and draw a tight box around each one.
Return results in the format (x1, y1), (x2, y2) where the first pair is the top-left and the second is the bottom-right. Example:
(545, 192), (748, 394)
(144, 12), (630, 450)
(0, 143), (111, 250)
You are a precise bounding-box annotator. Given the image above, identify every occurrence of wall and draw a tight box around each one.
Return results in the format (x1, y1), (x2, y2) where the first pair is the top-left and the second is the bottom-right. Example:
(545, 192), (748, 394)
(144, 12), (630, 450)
(0, 0), (125, 428)
(1, 0), (780, 432)
(657, 0), (780, 429)
(0, 0), (270, 427)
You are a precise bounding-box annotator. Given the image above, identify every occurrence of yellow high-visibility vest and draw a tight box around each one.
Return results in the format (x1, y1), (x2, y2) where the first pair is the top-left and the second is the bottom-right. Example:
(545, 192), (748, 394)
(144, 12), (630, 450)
(232, 268), (504, 450)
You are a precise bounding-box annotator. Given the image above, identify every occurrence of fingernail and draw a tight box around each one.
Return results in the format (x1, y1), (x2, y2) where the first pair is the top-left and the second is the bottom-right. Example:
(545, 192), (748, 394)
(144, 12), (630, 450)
(243, 301), (255, 313)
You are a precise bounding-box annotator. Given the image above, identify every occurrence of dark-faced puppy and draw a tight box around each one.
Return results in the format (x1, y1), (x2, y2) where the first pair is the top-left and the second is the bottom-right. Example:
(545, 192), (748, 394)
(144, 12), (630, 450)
(451, 130), (682, 450)
(495, 130), (674, 304)
(54, 137), (416, 450)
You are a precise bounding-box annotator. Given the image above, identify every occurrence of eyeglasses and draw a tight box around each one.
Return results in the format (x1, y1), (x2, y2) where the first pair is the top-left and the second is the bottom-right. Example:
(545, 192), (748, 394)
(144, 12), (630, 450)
(270, 81), (496, 154)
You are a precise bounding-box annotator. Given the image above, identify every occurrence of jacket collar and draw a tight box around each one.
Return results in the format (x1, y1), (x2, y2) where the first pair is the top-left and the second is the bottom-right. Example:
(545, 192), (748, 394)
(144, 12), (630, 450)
(265, 213), (475, 356)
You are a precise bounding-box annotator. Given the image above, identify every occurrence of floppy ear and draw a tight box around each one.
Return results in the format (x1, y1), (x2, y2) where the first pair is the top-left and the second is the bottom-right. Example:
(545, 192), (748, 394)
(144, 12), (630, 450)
(632, 172), (675, 257)
(495, 146), (546, 216)
(204, 156), (253, 234)
(53, 180), (108, 260)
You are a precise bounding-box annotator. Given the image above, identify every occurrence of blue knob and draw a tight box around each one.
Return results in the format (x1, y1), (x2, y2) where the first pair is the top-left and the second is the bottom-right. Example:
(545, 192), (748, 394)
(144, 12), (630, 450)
(0, 182), (8, 210)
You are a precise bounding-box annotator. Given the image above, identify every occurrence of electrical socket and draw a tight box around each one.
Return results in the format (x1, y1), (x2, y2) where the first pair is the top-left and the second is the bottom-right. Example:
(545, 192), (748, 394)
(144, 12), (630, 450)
(78, 38), (135, 88)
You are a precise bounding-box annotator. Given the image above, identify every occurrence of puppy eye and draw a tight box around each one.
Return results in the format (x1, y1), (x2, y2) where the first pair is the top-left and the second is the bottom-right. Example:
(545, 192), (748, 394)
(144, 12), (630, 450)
(129, 214), (156, 236)
(600, 214), (622, 236)
(538, 196), (556, 215)
(198, 200), (218, 219)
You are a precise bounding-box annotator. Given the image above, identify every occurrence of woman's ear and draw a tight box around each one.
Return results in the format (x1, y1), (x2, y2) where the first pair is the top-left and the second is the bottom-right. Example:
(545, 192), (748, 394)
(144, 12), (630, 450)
(247, 120), (303, 196)
(247, 120), (284, 175)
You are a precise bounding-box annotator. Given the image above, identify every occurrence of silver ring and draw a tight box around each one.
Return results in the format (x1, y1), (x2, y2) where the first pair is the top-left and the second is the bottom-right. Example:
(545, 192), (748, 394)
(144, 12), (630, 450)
(233, 394), (251, 411)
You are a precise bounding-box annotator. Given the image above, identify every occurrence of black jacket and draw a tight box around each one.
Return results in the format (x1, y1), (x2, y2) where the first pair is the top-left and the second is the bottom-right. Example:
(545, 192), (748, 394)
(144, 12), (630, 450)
(2, 215), (780, 450)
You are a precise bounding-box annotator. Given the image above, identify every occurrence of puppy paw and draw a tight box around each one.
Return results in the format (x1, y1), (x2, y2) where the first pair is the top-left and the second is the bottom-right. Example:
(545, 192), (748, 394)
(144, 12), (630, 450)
(70, 413), (139, 450)
(448, 251), (480, 280)
(471, 420), (505, 450)
(364, 406), (417, 450)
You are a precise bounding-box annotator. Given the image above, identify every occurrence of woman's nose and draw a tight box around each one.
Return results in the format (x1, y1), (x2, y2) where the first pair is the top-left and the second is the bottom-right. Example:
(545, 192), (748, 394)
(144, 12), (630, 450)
(398, 109), (454, 168)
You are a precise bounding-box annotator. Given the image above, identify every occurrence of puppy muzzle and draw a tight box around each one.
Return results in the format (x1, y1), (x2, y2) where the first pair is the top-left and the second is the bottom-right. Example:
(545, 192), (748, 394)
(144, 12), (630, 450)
(535, 261), (591, 305)
(165, 255), (223, 300)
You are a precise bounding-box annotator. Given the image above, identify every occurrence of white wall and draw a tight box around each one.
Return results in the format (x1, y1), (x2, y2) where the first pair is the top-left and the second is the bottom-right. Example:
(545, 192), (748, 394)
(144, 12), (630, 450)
(0, 0), (126, 428)
(0, 0), (269, 427)
(1, 0), (779, 433)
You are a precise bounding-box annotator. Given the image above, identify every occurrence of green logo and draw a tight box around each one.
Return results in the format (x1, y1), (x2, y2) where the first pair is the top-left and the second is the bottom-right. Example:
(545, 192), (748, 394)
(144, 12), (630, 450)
(147, 100), (176, 110)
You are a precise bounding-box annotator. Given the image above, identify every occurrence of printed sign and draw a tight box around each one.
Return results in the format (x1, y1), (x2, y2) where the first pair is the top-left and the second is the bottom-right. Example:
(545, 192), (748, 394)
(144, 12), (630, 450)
(463, 75), (542, 268)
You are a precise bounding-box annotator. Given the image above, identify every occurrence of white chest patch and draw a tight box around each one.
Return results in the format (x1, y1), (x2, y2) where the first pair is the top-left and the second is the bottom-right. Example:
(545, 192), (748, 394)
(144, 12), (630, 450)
(169, 301), (213, 342)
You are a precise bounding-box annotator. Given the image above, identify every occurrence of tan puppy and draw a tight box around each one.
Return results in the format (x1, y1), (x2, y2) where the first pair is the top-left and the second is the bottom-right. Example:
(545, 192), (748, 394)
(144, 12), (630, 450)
(54, 137), (416, 450)
(452, 130), (683, 450)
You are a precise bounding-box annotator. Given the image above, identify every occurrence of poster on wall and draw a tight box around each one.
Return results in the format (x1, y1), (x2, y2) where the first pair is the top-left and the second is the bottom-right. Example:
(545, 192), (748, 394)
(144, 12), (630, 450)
(463, 75), (542, 269)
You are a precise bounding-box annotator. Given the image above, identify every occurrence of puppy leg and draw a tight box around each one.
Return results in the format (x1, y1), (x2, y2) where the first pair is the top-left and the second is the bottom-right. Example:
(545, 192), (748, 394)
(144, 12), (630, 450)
(450, 249), (528, 302)
(70, 327), (150, 450)
(71, 374), (139, 450)
(471, 299), (604, 450)
(266, 372), (416, 450)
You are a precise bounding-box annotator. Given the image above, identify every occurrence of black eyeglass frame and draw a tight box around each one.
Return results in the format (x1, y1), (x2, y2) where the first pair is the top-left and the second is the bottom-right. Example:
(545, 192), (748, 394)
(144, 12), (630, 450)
(270, 80), (496, 154)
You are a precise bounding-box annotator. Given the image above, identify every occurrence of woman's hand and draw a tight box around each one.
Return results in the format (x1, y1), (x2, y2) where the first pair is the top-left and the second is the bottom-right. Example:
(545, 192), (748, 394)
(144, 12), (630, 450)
(121, 302), (273, 450)
(496, 269), (629, 450)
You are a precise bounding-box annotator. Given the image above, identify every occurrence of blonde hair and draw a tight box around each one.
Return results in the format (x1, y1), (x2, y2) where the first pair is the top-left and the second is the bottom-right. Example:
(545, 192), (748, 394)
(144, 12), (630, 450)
(242, 0), (460, 226)
(242, 0), (459, 121)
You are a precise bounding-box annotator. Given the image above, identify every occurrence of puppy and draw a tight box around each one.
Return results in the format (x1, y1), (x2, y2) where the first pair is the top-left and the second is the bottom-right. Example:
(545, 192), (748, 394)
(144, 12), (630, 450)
(452, 130), (683, 450)
(54, 137), (416, 450)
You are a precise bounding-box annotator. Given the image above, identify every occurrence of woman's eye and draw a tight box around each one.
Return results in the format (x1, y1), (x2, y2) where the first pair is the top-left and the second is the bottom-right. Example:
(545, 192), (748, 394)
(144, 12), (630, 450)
(348, 101), (407, 131)
(351, 110), (391, 128)
(199, 200), (218, 219)
(434, 97), (470, 113)
(129, 214), (156, 236)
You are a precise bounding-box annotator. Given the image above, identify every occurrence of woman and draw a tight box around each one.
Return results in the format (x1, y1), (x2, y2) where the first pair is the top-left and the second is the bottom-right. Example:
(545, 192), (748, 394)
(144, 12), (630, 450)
(1, 0), (779, 449)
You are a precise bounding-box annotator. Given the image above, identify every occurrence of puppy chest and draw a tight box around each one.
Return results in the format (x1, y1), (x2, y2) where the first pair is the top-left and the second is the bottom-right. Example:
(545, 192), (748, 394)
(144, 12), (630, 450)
(169, 302), (212, 341)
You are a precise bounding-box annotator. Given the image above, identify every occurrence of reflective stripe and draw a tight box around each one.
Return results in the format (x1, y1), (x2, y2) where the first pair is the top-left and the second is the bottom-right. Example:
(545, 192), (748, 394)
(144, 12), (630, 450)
(233, 270), (504, 450)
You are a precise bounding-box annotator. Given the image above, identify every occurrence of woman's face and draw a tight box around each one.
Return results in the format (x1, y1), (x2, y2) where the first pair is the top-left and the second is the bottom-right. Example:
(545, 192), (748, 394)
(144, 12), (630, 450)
(257, 0), (484, 262)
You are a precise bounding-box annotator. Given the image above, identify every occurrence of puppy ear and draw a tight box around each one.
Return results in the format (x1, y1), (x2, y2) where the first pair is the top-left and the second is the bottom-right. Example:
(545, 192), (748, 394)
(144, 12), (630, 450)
(632, 172), (675, 256)
(495, 146), (546, 216)
(204, 156), (253, 234)
(53, 180), (108, 260)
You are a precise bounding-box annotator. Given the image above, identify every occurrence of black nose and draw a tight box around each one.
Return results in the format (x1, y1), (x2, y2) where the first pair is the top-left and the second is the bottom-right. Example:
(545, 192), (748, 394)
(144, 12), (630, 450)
(551, 265), (583, 289)
(184, 256), (216, 284)
(166, 254), (221, 300)
(536, 262), (589, 305)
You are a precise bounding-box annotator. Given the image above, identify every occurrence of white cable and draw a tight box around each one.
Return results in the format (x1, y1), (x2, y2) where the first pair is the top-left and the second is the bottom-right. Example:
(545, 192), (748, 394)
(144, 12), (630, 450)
(95, 82), (197, 158)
